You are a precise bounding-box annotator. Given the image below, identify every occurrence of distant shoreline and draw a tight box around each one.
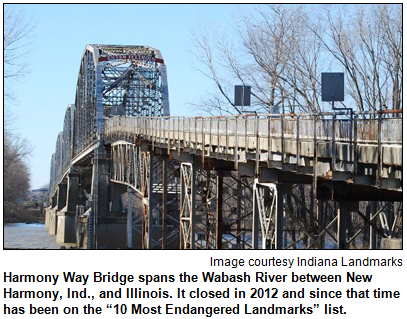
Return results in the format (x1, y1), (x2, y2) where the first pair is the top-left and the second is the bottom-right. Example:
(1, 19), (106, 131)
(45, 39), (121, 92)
(4, 209), (45, 224)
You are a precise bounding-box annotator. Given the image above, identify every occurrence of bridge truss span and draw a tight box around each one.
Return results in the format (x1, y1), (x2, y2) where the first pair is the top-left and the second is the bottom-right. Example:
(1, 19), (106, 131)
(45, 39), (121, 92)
(49, 44), (170, 198)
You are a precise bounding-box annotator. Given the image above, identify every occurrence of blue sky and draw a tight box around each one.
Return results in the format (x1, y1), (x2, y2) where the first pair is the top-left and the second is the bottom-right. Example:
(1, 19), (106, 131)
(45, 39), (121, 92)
(6, 4), (245, 189)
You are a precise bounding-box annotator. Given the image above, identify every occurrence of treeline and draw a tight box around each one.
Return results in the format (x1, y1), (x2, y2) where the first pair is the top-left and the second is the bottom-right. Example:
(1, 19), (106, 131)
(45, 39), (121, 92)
(4, 128), (32, 212)
(4, 5), (35, 212)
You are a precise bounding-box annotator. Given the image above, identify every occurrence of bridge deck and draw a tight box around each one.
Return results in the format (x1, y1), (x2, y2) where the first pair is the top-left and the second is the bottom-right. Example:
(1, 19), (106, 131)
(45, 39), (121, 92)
(105, 114), (402, 192)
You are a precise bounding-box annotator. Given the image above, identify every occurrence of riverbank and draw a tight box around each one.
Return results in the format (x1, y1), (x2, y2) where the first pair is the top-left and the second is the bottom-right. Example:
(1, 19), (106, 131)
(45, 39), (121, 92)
(4, 208), (45, 224)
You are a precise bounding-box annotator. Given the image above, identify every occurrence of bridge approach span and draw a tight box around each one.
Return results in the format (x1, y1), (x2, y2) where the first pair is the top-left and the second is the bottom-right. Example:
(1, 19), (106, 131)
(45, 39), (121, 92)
(46, 44), (402, 249)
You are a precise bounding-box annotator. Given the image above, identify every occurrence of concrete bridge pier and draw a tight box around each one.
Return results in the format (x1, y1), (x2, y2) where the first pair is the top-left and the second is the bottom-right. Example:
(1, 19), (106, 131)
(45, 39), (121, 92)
(102, 182), (132, 249)
(71, 170), (93, 249)
(45, 196), (57, 231)
(110, 182), (127, 214)
(49, 183), (67, 236)
(56, 172), (79, 244)
(91, 156), (130, 249)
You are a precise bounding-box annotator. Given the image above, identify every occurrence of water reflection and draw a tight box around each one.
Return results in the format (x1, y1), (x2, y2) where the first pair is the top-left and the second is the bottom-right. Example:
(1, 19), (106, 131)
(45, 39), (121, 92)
(4, 223), (63, 249)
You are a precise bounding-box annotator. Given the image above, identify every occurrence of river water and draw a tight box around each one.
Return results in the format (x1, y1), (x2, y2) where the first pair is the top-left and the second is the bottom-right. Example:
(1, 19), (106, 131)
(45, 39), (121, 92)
(4, 223), (337, 249)
(4, 223), (63, 249)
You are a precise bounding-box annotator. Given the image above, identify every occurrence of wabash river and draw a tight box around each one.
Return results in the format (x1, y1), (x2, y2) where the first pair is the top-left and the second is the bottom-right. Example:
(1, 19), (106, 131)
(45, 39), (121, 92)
(4, 223), (62, 249)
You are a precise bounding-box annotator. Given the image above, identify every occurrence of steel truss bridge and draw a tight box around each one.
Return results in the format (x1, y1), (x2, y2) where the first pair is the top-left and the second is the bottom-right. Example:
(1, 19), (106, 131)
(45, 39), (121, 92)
(46, 44), (402, 250)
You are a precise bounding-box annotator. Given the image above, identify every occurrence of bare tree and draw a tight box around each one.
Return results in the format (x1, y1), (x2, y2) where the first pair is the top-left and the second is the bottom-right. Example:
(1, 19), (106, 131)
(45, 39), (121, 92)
(193, 5), (328, 114)
(4, 4), (35, 102)
(316, 4), (402, 112)
(377, 5), (402, 111)
(191, 4), (401, 115)
(4, 136), (32, 211)
(4, 5), (35, 211)
(4, 134), (32, 170)
(190, 5), (325, 115)
(4, 97), (33, 212)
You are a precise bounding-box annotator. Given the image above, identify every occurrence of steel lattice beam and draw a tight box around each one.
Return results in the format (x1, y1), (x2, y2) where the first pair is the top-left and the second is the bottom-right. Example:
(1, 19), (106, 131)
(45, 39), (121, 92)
(180, 163), (196, 249)
(252, 180), (284, 249)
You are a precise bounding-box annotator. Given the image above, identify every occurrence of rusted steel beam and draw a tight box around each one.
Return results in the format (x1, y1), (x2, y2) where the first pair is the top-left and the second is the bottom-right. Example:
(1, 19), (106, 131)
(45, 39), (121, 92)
(216, 171), (224, 249)
(377, 112), (382, 187)
(162, 156), (168, 249)
(378, 109), (402, 115)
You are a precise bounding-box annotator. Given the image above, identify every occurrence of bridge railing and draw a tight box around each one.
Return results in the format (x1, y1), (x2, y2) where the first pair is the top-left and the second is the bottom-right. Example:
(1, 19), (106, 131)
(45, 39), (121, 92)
(105, 112), (402, 146)
(380, 118), (403, 143)
(51, 111), (401, 200)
